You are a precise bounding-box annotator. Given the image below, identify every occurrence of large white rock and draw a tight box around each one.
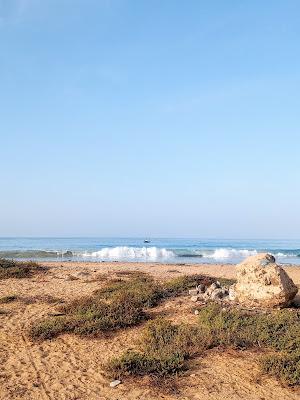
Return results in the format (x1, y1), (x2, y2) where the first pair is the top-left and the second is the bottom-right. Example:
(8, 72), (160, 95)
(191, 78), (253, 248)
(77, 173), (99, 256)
(234, 253), (298, 308)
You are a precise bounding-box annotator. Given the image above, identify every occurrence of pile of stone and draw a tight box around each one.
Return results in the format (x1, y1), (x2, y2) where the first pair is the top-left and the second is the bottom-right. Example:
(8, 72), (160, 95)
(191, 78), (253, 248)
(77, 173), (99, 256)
(190, 253), (298, 308)
(189, 281), (232, 303)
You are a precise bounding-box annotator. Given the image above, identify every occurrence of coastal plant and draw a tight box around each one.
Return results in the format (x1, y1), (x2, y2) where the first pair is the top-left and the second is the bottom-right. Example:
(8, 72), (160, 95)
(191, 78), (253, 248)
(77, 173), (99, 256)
(29, 273), (215, 341)
(261, 352), (300, 386)
(30, 292), (146, 340)
(107, 302), (300, 386)
(94, 273), (215, 306)
(107, 318), (209, 378)
(0, 258), (46, 279)
(93, 275), (165, 307)
(196, 303), (300, 385)
(0, 295), (18, 304)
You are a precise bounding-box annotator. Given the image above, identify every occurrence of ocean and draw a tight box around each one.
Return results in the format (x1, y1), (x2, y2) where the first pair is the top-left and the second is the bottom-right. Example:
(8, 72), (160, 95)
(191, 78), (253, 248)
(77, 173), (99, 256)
(0, 237), (300, 265)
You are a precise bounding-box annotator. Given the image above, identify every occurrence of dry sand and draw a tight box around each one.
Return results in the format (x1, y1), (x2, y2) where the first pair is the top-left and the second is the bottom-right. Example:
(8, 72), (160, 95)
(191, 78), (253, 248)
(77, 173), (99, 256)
(0, 261), (300, 400)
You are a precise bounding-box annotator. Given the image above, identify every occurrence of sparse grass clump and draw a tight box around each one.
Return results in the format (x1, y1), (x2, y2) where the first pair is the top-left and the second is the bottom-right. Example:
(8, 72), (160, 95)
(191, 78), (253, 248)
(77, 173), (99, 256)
(107, 318), (209, 378)
(94, 275), (165, 307)
(197, 303), (300, 352)
(108, 301), (300, 386)
(0, 258), (46, 279)
(197, 303), (300, 385)
(30, 273), (214, 341)
(94, 273), (214, 307)
(261, 352), (300, 386)
(0, 295), (18, 304)
(30, 292), (146, 340)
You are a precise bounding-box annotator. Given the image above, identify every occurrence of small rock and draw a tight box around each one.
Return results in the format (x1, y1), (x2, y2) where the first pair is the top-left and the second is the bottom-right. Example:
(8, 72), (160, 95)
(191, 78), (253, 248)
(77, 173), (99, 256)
(189, 289), (199, 296)
(194, 309), (199, 315)
(210, 288), (225, 301)
(197, 284), (206, 293)
(110, 380), (121, 388)
(206, 283), (218, 296)
(191, 295), (201, 302)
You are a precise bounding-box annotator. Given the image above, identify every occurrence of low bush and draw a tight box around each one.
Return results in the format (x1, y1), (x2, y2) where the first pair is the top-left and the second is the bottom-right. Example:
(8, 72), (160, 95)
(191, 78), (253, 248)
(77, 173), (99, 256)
(197, 303), (300, 385)
(0, 259), (46, 279)
(197, 303), (300, 352)
(29, 273), (214, 341)
(94, 273), (214, 307)
(94, 275), (165, 307)
(261, 352), (300, 386)
(30, 292), (146, 340)
(107, 318), (209, 378)
(108, 302), (300, 386)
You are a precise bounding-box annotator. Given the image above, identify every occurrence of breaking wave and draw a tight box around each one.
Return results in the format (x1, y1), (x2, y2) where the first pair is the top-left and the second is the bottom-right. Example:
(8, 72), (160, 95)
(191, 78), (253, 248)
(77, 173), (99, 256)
(202, 248), (258, 259)
(80, 246), (175, 260)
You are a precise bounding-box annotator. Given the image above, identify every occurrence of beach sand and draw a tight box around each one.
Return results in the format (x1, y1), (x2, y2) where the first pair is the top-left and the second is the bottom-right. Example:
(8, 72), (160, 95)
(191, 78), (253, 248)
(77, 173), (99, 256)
(0, 261), (300, 400)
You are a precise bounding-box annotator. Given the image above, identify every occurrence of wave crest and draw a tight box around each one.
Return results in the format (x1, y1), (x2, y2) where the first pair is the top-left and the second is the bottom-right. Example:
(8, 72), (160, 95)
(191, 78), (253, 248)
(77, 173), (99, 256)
(203, 248), (258, 259)
(80, 246), (175, 260)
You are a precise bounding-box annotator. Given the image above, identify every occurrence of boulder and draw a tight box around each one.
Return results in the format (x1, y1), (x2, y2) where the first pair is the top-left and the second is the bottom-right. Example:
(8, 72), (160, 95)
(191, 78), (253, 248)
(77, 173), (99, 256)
(234, 253), (298, 308)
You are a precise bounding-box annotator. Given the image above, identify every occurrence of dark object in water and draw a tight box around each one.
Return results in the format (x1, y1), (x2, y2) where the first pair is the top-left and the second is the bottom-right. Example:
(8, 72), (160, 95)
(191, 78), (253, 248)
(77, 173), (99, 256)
(144, 240), (151, 243)
(62, 251), (73, 258)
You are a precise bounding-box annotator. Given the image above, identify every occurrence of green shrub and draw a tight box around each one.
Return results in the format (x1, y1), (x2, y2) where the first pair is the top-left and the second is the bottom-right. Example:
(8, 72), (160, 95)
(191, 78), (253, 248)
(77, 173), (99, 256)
(109, 303), (300, 383)
(95, 274), (215, 306)
(107, 318), (210, 378)
(196, 303), (300, 385)
(30, 317), (69, 340)
(197, 303), (300, 352)
(0, 259), (46, 279)
(30, 291), (146, 341)
(261, 352), (300, 386)
(94, 275), (165, 307)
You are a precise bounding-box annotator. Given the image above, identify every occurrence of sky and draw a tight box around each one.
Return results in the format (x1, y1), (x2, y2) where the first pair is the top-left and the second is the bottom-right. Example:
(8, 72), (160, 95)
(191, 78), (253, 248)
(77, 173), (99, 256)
(0, 0), (300, 238)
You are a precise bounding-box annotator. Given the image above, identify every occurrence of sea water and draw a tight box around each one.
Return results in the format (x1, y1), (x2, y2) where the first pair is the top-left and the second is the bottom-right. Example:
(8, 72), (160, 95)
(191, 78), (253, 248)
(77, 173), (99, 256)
(0, 237), (300, 264)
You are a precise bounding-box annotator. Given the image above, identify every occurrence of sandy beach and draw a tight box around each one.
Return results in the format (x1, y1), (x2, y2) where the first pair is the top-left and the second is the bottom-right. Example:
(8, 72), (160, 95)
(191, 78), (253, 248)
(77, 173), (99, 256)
(0, 261), (299, 400)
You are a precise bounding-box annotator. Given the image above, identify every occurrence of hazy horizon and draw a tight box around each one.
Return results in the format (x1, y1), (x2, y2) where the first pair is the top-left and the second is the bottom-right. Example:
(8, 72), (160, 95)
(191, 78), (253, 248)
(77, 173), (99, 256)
(1, 0), (300, 238)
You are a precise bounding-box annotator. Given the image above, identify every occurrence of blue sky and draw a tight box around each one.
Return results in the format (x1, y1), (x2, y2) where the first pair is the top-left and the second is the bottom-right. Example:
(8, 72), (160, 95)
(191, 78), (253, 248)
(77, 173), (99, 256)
(0, 0), (300, 238)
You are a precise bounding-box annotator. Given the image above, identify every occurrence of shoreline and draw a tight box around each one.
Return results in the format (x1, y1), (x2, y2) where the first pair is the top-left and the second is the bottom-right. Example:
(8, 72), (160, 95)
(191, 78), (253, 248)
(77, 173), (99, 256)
(42, 260), (300, 285)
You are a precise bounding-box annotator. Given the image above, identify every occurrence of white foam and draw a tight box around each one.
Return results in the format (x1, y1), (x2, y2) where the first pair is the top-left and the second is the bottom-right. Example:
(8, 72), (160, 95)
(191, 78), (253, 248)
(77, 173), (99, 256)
(203, 248), (258, 259)
(80, 246), (175, 260)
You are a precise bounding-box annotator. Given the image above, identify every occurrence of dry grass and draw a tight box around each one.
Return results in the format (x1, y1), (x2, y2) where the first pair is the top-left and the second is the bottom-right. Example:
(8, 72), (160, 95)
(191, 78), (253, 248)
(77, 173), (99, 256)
(29, 292), (146, 340)
(29, 274), (214, 341)
(107, 318), (207, 378)
(0, 295), (18, 304)
(107, 301), (300, 386)
(0, 259), (47, 279)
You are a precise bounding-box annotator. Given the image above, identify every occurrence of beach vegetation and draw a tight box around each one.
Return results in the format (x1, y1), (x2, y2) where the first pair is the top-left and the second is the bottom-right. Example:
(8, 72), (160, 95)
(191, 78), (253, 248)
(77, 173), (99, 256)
(0, 295), (18, 304)
(30, 273), (215, 341)
(30, 291), (146, 340)
(107, 318), (208, 378)
(0, 258), (46, 279)
(107, 302), (300, 386)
